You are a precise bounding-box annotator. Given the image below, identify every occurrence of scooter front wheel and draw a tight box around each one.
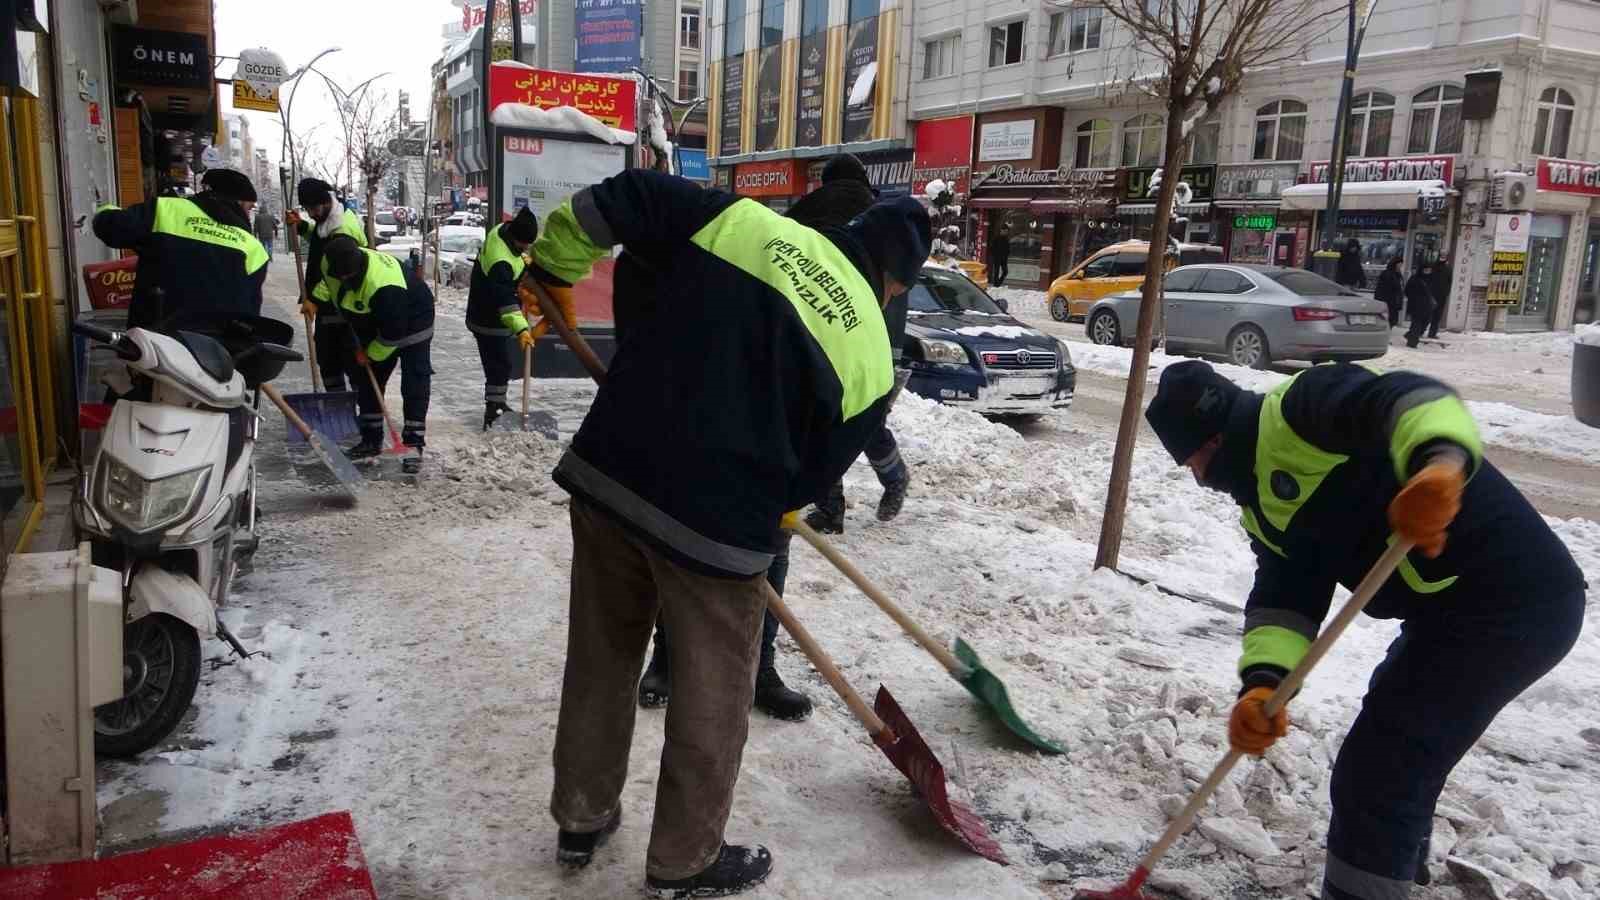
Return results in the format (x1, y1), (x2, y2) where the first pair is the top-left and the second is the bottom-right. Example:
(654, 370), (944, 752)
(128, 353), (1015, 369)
(93, 613), (202, 758)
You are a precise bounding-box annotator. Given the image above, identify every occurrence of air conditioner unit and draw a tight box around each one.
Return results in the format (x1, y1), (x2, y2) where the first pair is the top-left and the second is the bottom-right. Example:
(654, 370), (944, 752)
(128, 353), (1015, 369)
(1488, 171), (1533, 213)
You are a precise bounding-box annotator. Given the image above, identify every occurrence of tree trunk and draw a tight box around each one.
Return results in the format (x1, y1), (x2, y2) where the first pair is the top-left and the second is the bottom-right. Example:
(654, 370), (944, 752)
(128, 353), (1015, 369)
(1094, 110), (1188, 571)
(365, 180), (378, 245)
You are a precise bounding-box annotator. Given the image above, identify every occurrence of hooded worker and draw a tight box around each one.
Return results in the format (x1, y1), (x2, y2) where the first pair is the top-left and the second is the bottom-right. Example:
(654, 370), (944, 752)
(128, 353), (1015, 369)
(530, 169), (928, 897)
(93, 167), (266, 335)
(1144, 359), (1583, 899)
(287, 177), (369, 391)
(466, 206), (540, 429)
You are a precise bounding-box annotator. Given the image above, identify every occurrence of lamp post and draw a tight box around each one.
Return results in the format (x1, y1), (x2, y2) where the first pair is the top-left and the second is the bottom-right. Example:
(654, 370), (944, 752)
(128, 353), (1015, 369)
(1313, 0), (1379, 280)
(279, 46), (342, 190)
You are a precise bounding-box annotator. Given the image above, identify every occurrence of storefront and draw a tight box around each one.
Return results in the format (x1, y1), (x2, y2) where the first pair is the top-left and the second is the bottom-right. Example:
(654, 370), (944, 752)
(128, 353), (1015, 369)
(1213, 162), (1299, 264)
(1281, 155), (1456, 284)
(1529, 157), (1600, 330)
(911, 116), (974, 200)
(1117, 165), (1217, 244)
(805, 148), (912, 198)
(731, 158), (807, 211)
(968, 108), (1065, 289)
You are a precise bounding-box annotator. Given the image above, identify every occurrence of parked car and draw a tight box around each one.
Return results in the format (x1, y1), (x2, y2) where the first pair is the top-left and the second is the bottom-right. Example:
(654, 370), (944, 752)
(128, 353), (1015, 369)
(1046, 241), (1223, 322)
(902, 264), (1075, 418)
(373, 209), (401, 245)
(434, 226), (485, 286)
(377, 237), (425, 274)
(1084, 264), (1391, 368)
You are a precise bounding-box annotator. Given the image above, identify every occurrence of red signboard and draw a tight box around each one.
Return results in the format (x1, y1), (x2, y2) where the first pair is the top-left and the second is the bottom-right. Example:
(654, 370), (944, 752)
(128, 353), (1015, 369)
(487, 63), (638, 132)
(1537, 157), (1600, 196)
(912, 116), (974, 197)
(733, 159), (805, 197)
(461, 0), (538, 30)
(82, 257), (138, 310)
(1307, 155), (1454, 186)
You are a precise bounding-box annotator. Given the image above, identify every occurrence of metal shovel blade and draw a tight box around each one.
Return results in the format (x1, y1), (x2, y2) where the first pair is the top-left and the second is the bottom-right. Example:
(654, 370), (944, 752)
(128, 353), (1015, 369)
(872, 686), (1009, 865)
(487, 407), (560, 439)
(283, 390), (361, 448)
(953, 638), (1066, 755)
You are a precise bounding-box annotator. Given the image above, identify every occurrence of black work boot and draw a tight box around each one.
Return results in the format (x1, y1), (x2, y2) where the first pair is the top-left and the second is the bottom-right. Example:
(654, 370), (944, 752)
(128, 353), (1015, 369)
(804, 482), (846, 534)
(557, 807), (622, 869)
(638, 646), (670, 709)
(753, 665), (812, 721)
(483, 401), (511, 430)
(877, 474), (909, 522)
(344, 434), (384, 460)
(646, 844), (773, 899)
(401, 447), (423, 475)
(1414, 833), (1432, 886)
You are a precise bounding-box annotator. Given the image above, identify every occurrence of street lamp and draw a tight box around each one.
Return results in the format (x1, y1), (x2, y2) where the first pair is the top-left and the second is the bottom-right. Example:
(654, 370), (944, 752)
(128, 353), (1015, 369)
(280, 46), (342, 189)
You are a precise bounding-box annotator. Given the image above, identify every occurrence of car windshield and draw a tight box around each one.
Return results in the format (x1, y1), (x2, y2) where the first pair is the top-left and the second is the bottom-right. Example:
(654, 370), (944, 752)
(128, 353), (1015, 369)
(1267, 269), (1357, 296)
(907, 268), (1005, 315)
(376, 212), (396, 225)
(440, 235), (480, 253)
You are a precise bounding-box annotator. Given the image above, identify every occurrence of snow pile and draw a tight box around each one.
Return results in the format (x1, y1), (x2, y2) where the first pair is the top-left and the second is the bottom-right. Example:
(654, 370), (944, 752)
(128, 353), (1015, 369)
(951, 325), (1038, 340)
(644, 98), (672, 173)
(988, 286), (1052, 319)
(490, 103), (637, 145)
(1576, 322), (1600, 347)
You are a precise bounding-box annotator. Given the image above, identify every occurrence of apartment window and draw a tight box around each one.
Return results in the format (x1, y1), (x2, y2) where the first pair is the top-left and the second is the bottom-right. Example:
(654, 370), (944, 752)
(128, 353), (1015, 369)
(988, 19), (1026, 68)
(725, 0), (747, 57)
(1122, 113), (1163, 167)
(1048, 6), (1102, 55)
(1188, 118), (1220, 164)
(1406, 85), (1463, 154)
(1253, 99), (1307, 161)
(681, 8), (701, 49)
(1346, 91), (1394, 158)
(923, 34), (959, 79)
(678, 65), (700, 101)
(1074, 118), (1113, 168)
(1533, 86), (1575, 158)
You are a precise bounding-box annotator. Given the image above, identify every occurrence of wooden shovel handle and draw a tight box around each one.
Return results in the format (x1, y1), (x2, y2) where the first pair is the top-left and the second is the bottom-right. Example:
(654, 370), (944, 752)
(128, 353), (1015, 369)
(260, 383), (316, 440)
(1135, 538), (1415, 874)
(521, 342), (532, 419)
(362, 361), (404, 450)
(789, 520), (968, 676)
(763, 582), (890, 740)
(527, 279), (607, 385)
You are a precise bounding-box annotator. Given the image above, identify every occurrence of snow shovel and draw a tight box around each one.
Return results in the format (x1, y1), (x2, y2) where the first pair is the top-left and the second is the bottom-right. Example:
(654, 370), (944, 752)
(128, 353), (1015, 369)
(763, 583), (1008, 864)
(261, 383), (363, 495)
(521, 279), (608, 385)
(788, 520), (1065, 755)
(488, 340), (559, 439)
(277, 173), (360, 447)
(1073, 538), (1415, 900)
(360, 361), (409, 455)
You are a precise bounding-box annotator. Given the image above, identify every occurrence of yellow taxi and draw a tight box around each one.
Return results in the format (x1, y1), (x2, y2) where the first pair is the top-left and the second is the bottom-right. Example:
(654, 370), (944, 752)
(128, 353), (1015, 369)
(1046, 240), (1221, 321)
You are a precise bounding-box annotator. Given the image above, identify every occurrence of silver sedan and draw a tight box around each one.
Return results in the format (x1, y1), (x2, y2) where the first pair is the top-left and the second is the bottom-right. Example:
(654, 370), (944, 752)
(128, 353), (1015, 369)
(1085, 264), (1391, 368)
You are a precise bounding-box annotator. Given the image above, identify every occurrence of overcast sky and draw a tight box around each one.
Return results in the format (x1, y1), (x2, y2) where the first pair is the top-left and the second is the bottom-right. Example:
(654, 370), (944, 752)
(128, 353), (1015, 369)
(215, 0), (459, 188)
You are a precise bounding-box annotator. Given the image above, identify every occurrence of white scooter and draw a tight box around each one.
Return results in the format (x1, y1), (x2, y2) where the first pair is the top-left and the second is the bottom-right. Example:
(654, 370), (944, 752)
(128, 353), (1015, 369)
(73, 318), (302, 757)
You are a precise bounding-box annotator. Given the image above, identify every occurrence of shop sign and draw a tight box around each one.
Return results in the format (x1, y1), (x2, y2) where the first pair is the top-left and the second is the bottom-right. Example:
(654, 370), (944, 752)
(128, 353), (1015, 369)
(488, 63), (638, 131)
(232, 80), (279, 113)
(1123, 165), (1216, 203)
(720, 54), (745, 156)
(1488, 213), (1530, 307)
(972, 164), (1117, 192)
(574, 0), (644, 73)
(82, 257), (138, 310)
(841, 16), (880, 144)
(677, 148), (710, 181)
(977, 120), (1035, 163)
(112, 26), (211, 90)
(1232, 213), (1277, 231)
(1216, 162), (1299, 200)
(461, 0), (538, 30)
(733, 159), (804, 197)
(1536, 157), (1600, 196)
(712, 167), (733, 189)
(754, 46), (782, 151)
(806, 149), (912, 196)
(1493, 212), (1531, 252)
(235, 47), (288, 96)
(795, 34), (826, 148)
(1307, 155), (1454, 186)
(1336, 211), (1408, 231)
(911, 116), (974, 196)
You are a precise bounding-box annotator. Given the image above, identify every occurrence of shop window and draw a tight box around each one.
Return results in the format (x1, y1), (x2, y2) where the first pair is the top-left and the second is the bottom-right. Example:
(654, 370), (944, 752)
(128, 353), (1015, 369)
(1252, 99), (1306, 161)
(923, 34), (960, 80)
(1122, 114), (1164, 168)
(1533, 87), (1575, 158)
(681, 8), (702, 49)
(1188, 118), (1220, 164)
(1346, 91), (1394, 158)
(1406, 85), (1463, 155)
(1075, 119), (1114, 168)
(988, 19), (1027, 68)
(725, 0), (747, 57)
(1048, 7), (1101, 56)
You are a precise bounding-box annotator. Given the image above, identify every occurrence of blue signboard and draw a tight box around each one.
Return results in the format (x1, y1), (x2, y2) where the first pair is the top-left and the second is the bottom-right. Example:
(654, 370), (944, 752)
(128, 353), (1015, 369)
(677, 148), (709, 181)
(574, 0), (643, 73)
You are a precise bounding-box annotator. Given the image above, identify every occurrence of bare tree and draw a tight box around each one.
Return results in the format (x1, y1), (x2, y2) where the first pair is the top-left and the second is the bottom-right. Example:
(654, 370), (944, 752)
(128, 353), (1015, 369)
(334, 88), (402, 243)
(1086, 0), (1342, 570)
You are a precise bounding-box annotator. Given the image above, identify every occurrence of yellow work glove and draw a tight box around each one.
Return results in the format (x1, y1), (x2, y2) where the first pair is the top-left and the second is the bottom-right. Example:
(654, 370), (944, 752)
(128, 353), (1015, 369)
(518, 329), (536, 351)
(300, 299), (318, 319)
(780, 510), (802, 531)
(1388, 459), (1465, 558)
(1228, 686), (1288, 756)
(519, 269), (577, 339)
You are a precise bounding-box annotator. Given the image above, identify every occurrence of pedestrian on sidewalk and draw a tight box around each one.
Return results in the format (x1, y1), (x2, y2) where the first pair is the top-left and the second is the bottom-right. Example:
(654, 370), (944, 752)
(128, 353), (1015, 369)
(287, 178), (368, 392)
(1335, 238), (1367, 290)
(323, 235), (435, 475)
(1374, 256), (1404, 329)
(533, 169), (928, 897)
(254, 207), (277, 260)
(988, 223), (1011, 287)
(466, 207), (539, 430)
(1404, 263), (1436, 348)
(1427, 256), (1453, 339)
(1145, 359), (1583, 900)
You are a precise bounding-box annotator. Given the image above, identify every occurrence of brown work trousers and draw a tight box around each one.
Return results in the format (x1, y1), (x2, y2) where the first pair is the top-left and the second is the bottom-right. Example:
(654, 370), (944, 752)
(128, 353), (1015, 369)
(550, 498), (768, 880)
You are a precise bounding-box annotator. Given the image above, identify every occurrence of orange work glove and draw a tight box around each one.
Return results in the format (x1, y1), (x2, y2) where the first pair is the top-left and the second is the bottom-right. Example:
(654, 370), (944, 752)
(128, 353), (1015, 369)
(517, 329), (536, 351)
(1388, 459), (1465, 558)
(780, 510), (802, 530)
(519, 277), (576, 339)
(354, 345), (371, 367)
(299, 299), (318, 319)
(285, 209), (302, 229)
(1228, 686), (1289, 756)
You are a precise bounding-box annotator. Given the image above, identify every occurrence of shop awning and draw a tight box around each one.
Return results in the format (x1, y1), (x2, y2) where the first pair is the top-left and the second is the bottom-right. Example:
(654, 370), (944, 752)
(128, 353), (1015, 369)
(1280, 180), (1450, 211)
(1117, 201), (1213, 215)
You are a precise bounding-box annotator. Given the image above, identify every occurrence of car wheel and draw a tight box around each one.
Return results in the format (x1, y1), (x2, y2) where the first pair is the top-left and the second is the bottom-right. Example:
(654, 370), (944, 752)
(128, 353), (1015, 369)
(1049, 295), (1070, 322)
(1227, 325), (1270, 369)
(1089, 310), (1122, 346)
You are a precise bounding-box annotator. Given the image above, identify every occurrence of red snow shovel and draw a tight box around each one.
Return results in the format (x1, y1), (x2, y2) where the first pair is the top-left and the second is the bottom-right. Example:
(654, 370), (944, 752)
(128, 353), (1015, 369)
(1073, 538), (1414, 900)
(789, 520), (1065, 755)
(764, 583), (1009, 864)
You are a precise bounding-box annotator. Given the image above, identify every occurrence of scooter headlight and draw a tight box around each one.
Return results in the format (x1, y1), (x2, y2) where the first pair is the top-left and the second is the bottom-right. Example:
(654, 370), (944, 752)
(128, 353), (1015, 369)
(99, 459), (209, 532)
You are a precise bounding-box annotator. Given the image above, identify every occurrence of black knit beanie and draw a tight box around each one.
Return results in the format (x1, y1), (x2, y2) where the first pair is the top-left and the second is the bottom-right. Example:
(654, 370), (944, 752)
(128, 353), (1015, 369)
(845, 196), (932, 287)
(820, 153), (869, 187)
(1145, 360), (1244, 464)
(201, 168), (257, 203)
(504, 207), (538, 244)
(297, 178), (335, 207)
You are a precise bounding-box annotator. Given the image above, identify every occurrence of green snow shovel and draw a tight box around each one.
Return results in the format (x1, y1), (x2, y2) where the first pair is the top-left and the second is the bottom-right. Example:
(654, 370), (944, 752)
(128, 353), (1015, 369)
(787, 519), (1064, 755)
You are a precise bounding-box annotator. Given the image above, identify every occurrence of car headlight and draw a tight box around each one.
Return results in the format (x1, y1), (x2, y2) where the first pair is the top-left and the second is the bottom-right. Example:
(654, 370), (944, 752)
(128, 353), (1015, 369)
(1055, 339), (1073, 367)
(916, 338), (969, 365)
(99, 458), (209, 532)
